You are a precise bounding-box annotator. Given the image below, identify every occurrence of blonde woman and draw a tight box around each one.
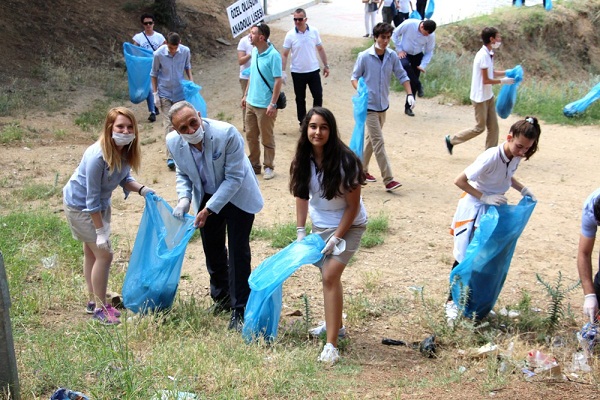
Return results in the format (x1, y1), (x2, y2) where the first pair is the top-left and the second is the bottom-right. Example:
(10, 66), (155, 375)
(63, 107), (155, 325)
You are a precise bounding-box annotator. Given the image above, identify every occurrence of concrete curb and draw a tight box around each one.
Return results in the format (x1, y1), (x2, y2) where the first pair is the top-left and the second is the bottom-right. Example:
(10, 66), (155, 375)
(264, 0), (321, 23)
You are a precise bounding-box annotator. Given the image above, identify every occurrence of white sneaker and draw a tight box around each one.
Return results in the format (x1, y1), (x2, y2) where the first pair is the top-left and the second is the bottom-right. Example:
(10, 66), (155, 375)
(318, 343), (340, 364)
(445, 301), (459, 327)
(308, 321), (347, 338)
(264, 167), (275, 180)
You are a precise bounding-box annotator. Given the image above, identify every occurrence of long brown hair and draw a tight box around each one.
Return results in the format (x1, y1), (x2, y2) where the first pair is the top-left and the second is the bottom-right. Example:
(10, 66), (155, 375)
(98, 107), (141, 174)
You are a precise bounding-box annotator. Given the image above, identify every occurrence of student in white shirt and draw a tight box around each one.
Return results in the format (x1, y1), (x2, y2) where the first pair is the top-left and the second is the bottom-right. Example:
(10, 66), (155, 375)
(445, 117), (541, 321)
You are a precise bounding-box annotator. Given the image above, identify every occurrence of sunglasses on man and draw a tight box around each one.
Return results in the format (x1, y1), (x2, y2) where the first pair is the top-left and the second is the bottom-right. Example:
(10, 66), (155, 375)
(293, 18), (305, 22)
(143, 21), (154, 25)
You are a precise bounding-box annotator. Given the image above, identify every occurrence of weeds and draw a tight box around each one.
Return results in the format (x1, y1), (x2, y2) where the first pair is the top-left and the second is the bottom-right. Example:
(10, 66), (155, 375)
(75, 99), (113, 132)
(0, 122), (24, 143)
(536, 271), (581, 335)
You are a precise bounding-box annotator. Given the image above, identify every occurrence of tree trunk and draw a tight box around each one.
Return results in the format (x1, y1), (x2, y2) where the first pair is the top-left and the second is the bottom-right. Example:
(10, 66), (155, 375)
(154, 0), (184, 32)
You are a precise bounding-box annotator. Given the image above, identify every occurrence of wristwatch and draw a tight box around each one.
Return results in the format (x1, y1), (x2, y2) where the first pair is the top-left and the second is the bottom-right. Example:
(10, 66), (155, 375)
(324, 64), (330, 69)
(270, 103), (277, 109)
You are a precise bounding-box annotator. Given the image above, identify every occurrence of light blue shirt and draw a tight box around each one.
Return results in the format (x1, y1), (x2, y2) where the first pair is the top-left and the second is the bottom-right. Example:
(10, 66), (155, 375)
(391, 19), (436, 69)
(150, 43), (192, 102)
(247, 44), (282, 109)
(581, 188), (600, 238)
(351, 45), (410, 112)
(63, 142), (135, 213)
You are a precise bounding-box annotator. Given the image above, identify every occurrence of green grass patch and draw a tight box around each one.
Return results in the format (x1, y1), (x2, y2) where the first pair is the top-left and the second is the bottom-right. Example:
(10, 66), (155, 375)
(75, 99), (113, 132)
(0, 122), (25, 143)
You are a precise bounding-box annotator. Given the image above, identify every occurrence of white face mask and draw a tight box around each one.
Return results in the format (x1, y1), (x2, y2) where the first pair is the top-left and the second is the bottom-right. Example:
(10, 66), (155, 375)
(492, 41), (502, 49)
(180, 124), (204, 144)
(112, 132), (135, 146)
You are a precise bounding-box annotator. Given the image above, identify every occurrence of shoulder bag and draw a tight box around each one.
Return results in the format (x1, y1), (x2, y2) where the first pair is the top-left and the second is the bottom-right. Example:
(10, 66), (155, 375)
(256, 58), (286, 109)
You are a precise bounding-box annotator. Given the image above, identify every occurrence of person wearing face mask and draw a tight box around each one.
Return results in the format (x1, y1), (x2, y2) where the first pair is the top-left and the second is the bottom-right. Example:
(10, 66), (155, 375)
(165, 101), (264, 333)
(63, 107), (156, 325)
(444, 27), (515, 155)
(350, 22), (414, 192)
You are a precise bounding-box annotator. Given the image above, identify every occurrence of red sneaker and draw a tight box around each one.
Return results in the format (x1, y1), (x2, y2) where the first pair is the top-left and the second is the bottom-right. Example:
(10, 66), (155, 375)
(385, 180), (402, 192)
(365, 172), (377, 182)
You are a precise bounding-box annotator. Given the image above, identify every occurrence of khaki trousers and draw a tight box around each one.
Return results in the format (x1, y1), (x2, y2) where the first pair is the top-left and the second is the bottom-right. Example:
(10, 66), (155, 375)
(449, 96), (499, 150)
(245, 104), (276, 173)
(364, 111), (394, 185)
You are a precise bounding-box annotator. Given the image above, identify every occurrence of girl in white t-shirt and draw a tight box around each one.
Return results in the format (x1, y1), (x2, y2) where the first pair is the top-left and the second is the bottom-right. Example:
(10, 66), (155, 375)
(445, 116), (541, 320)
(290, 107), (368, 364)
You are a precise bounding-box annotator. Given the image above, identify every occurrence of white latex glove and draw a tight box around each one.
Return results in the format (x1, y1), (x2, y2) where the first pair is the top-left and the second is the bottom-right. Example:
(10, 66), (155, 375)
(153, 92), (160, 106)
(95, 225), (111, 251)
(321, 236), (346, 256)
(407, 94), (416, 109)
(584, 294), (598, 323)
(520, 187), (537, 202)
(139, 186), (155, 197)
(500, 77), (515, 85)
(172, 198), (191, 219)
(296, 227), (306, 242)
(282, 71), (288, 85)
(480, 194), (508, 206)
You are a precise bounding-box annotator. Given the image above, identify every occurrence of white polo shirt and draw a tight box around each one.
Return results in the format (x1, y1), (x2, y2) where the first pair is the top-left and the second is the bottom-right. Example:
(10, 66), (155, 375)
(470, 45), (494, 103)
(464, 142), (522, 196)
(282, 25), (322, 73)
(237, 34), (253, 80)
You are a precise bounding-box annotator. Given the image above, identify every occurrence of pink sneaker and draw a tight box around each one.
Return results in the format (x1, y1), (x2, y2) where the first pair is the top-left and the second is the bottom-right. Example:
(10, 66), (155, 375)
(105, 304), (121, 318)
(365, 172), (377, 183)
(93, 308), (120, 325)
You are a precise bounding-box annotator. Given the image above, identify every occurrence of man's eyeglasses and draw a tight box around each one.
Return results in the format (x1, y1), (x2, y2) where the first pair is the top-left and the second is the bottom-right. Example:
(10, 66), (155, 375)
(293, 18), (305, 22)
(143, 21), (154, 25)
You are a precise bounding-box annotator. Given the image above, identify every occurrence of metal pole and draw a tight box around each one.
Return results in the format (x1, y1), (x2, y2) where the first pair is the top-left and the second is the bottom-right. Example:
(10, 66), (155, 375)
(0, 252), (20, 400)
(264, 0), (267, 16)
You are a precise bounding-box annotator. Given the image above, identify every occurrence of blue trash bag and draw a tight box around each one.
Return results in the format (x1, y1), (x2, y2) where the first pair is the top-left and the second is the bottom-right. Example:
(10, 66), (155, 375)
(496, 65), (523, 119)
(122, 193), (196, 313)
(515, 0), (523, 6)
(425, 0), (435, 19)
(545, 0), (552, 11)
(182, 80), (208, 117)
(349, 77), (368, 160)
(242, 234), (325, 342)
(409, 10), (422, 19)
(450, 196), (536, 320)
(123, 42), (154, 104)
(563, 81), (600, 118)
(50, 388), (90, 400)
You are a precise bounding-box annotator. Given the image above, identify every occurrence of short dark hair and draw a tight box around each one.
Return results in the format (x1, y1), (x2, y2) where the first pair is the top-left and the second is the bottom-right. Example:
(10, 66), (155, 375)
(254, 22), (270, 40)
(167, 32), (181, 45)
(294, 8), (306, 16)
(594, 196), (600, 225)
(481, 27), (499, 45)
(373, 22), (394, 38)
(422, 20), (436, 34)
(140, 13), (154, 24)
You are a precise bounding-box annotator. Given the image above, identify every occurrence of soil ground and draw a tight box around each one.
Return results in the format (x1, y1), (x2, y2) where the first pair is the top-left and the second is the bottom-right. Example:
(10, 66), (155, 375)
(1, 0), (600, 398)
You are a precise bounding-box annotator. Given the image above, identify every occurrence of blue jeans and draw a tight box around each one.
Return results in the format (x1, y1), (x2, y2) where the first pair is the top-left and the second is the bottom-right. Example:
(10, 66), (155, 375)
(145, 89), (156, 114)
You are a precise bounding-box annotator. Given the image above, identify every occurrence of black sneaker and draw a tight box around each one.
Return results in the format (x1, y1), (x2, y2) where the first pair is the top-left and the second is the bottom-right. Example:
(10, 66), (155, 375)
(167, 159), (176, 171)
(155, 107), (160, 116)
(148, 113), (156, 123)
(445, 135), (454, 155)
(405, 108), (415, 117)
(228, 308), (244, 332)
(417, 86), (424, 98)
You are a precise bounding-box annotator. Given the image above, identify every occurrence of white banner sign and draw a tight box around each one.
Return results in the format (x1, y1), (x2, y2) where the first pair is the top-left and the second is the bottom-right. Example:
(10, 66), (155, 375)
(227, 0), (265, 38)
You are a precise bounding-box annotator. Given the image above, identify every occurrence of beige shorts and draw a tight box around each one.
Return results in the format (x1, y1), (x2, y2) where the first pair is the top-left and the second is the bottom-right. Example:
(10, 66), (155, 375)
(312, 224), (367, 267)
(63, 203), (111, 243)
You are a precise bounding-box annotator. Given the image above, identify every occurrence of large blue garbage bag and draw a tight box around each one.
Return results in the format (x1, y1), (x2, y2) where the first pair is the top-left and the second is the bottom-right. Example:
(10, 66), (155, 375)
(242, 234), (325, 342)
(349, 77), (368, 160)
(123, 42), (153, 104)
(450, 196), (536, 319)
(182, 80), (208, 117)
(515, 0), (523, 6)
(563, 81), (600, 118)
(410, 10), (422, 19)
(425, 0), (435, 19)
(545, 0), (552, 11)
(496, 65), (523, 119)
(122, 193), (196, 313)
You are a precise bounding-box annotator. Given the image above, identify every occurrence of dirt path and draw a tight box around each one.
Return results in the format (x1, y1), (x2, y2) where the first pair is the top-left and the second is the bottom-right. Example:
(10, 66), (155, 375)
(2, 25), (599, 398)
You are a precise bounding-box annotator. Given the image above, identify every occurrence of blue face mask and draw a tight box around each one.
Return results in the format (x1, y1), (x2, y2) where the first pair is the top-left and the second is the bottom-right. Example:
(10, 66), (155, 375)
(112, 132), (135, 146)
